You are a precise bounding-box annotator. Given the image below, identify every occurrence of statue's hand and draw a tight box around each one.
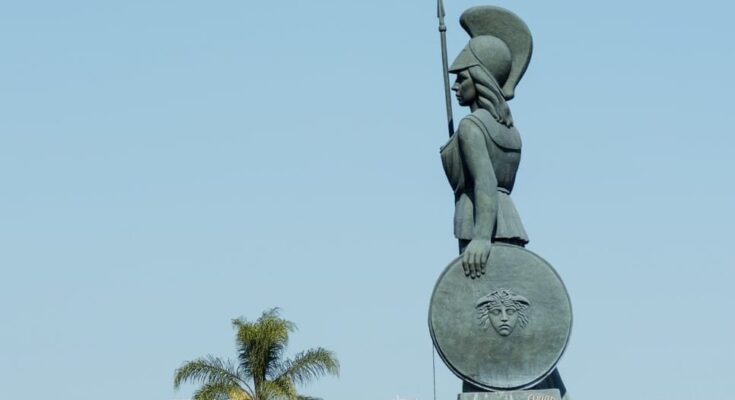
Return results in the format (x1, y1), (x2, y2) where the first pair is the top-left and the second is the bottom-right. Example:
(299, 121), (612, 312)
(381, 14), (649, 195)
(462, 239), (491, 279)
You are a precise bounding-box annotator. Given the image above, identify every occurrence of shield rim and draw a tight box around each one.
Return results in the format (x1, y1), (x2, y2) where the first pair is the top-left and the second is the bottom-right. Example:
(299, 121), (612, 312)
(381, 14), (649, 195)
(428, 243), (573, 390)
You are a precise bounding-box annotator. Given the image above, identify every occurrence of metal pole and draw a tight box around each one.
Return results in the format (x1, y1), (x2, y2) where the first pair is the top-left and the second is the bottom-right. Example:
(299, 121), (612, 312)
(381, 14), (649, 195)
(437, 0), (454, 137)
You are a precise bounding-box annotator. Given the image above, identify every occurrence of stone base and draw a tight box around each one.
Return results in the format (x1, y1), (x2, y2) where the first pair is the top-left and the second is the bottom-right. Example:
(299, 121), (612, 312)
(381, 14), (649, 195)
(458, 389), (561, 400)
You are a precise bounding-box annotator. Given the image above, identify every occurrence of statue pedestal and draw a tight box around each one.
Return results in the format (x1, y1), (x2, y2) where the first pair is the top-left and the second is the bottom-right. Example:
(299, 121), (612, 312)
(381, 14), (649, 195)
(459, 389), (561, 400)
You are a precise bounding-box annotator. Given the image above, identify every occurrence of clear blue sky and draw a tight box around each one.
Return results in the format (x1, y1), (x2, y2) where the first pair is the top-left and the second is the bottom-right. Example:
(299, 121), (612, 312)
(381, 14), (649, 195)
(1, 0), (733, 399)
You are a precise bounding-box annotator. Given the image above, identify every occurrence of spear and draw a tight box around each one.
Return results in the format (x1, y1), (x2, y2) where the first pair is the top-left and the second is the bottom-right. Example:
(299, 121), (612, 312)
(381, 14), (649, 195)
(437, 0), (454, 137)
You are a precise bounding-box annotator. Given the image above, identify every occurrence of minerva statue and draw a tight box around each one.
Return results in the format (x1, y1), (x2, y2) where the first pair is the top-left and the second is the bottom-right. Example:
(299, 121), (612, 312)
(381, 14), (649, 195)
(439, 6), (530, 278)
(429, 5), (573, 400)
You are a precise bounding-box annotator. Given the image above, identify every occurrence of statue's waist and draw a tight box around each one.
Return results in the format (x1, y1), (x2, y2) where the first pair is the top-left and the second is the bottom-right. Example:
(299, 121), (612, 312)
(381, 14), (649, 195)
(461, 186), (511, 195)
(440, 134), (517, 194)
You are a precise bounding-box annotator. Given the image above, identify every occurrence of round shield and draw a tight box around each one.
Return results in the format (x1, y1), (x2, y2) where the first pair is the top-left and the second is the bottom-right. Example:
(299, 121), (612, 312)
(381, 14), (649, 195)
(429, 243), (572, 390)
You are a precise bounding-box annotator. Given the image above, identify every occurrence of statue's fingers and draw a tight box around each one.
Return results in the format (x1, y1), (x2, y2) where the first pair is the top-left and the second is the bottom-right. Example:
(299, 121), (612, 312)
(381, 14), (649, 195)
(481, 251), (489, 275)
(462, 254), (470, 276)
(471, 252), (480, 279)
(466, 253), (473, 278)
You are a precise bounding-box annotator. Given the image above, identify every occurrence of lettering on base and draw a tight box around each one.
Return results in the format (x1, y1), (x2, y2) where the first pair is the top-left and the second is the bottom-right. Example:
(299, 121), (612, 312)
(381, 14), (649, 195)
(527, 394), (556, 400)
(458, 389), (561, 400)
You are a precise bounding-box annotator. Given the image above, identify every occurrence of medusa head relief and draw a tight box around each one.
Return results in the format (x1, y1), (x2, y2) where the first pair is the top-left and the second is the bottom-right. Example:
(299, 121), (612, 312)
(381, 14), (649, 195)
(475, 288), (530, 337)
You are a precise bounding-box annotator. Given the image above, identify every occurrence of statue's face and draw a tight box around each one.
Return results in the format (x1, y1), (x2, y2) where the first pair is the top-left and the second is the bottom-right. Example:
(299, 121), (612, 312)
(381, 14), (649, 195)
(488, 304), (518, 336)
(452, 70), (476, 107)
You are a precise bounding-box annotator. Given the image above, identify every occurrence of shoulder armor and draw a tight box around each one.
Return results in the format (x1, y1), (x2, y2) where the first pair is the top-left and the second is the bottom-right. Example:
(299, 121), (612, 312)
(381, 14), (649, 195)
(465, 109), (522, 151)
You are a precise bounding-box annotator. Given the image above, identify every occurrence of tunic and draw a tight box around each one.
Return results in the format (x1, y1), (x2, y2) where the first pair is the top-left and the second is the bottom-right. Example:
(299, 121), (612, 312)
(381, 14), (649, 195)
(440, 109), (529, 244)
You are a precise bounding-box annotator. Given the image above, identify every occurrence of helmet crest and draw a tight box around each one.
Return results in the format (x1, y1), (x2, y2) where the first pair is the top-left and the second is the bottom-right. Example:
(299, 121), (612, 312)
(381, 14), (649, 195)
(449, 6), (533, 100)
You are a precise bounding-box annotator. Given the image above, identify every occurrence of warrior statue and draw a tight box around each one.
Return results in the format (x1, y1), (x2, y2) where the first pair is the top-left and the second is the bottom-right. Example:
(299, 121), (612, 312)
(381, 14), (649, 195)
(439, 6), (531, 278)
(432, 5), (572, 399)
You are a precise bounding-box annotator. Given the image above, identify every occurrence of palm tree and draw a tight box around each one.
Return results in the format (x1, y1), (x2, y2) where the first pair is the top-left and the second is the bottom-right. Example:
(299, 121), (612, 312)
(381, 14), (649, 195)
(174, 309), (339, 400)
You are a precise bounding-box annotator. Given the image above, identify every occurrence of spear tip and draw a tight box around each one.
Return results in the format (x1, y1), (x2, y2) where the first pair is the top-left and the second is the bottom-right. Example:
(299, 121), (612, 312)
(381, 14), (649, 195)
(437, 0), (445, 19)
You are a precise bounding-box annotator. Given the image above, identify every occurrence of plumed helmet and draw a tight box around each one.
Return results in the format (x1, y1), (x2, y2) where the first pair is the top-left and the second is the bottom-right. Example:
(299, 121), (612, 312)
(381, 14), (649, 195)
(449, 36), (512, 89)
(449, 6), (533, 100)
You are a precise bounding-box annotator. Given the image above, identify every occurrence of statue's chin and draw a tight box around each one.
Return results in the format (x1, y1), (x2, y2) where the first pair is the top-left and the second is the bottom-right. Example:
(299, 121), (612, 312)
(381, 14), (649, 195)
(496, 327), (513, 336)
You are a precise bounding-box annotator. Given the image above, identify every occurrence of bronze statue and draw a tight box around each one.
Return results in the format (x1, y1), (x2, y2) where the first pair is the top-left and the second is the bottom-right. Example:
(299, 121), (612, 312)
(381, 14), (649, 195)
(439, 6), (533, 280)
(430, 5), (571, 399)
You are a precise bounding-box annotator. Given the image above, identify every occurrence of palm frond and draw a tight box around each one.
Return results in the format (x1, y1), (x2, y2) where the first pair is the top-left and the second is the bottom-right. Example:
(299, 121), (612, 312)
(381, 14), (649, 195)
(176, 310), (338, 400)
(274, 348), (340, 387)
(229, 386), (254, 400)
(174, 355), (245, 390)
(258, 378), (298, 400)
(191, 382), (238, 400)
(233, 308), (296, 385)
(297, 395), (322, 400)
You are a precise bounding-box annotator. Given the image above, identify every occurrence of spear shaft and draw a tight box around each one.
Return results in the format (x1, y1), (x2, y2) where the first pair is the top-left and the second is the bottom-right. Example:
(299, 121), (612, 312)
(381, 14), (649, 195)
(437, 0), (454, 137)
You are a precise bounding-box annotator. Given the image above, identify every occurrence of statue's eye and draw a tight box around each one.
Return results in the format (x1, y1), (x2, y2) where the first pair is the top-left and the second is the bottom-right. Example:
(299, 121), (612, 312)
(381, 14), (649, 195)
(491, 309), (501, 315)
(507, 309), (515, 315)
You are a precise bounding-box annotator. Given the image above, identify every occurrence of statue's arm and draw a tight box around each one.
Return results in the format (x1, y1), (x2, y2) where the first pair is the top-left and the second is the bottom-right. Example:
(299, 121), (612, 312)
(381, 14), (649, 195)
(457, 118), (498, 278)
